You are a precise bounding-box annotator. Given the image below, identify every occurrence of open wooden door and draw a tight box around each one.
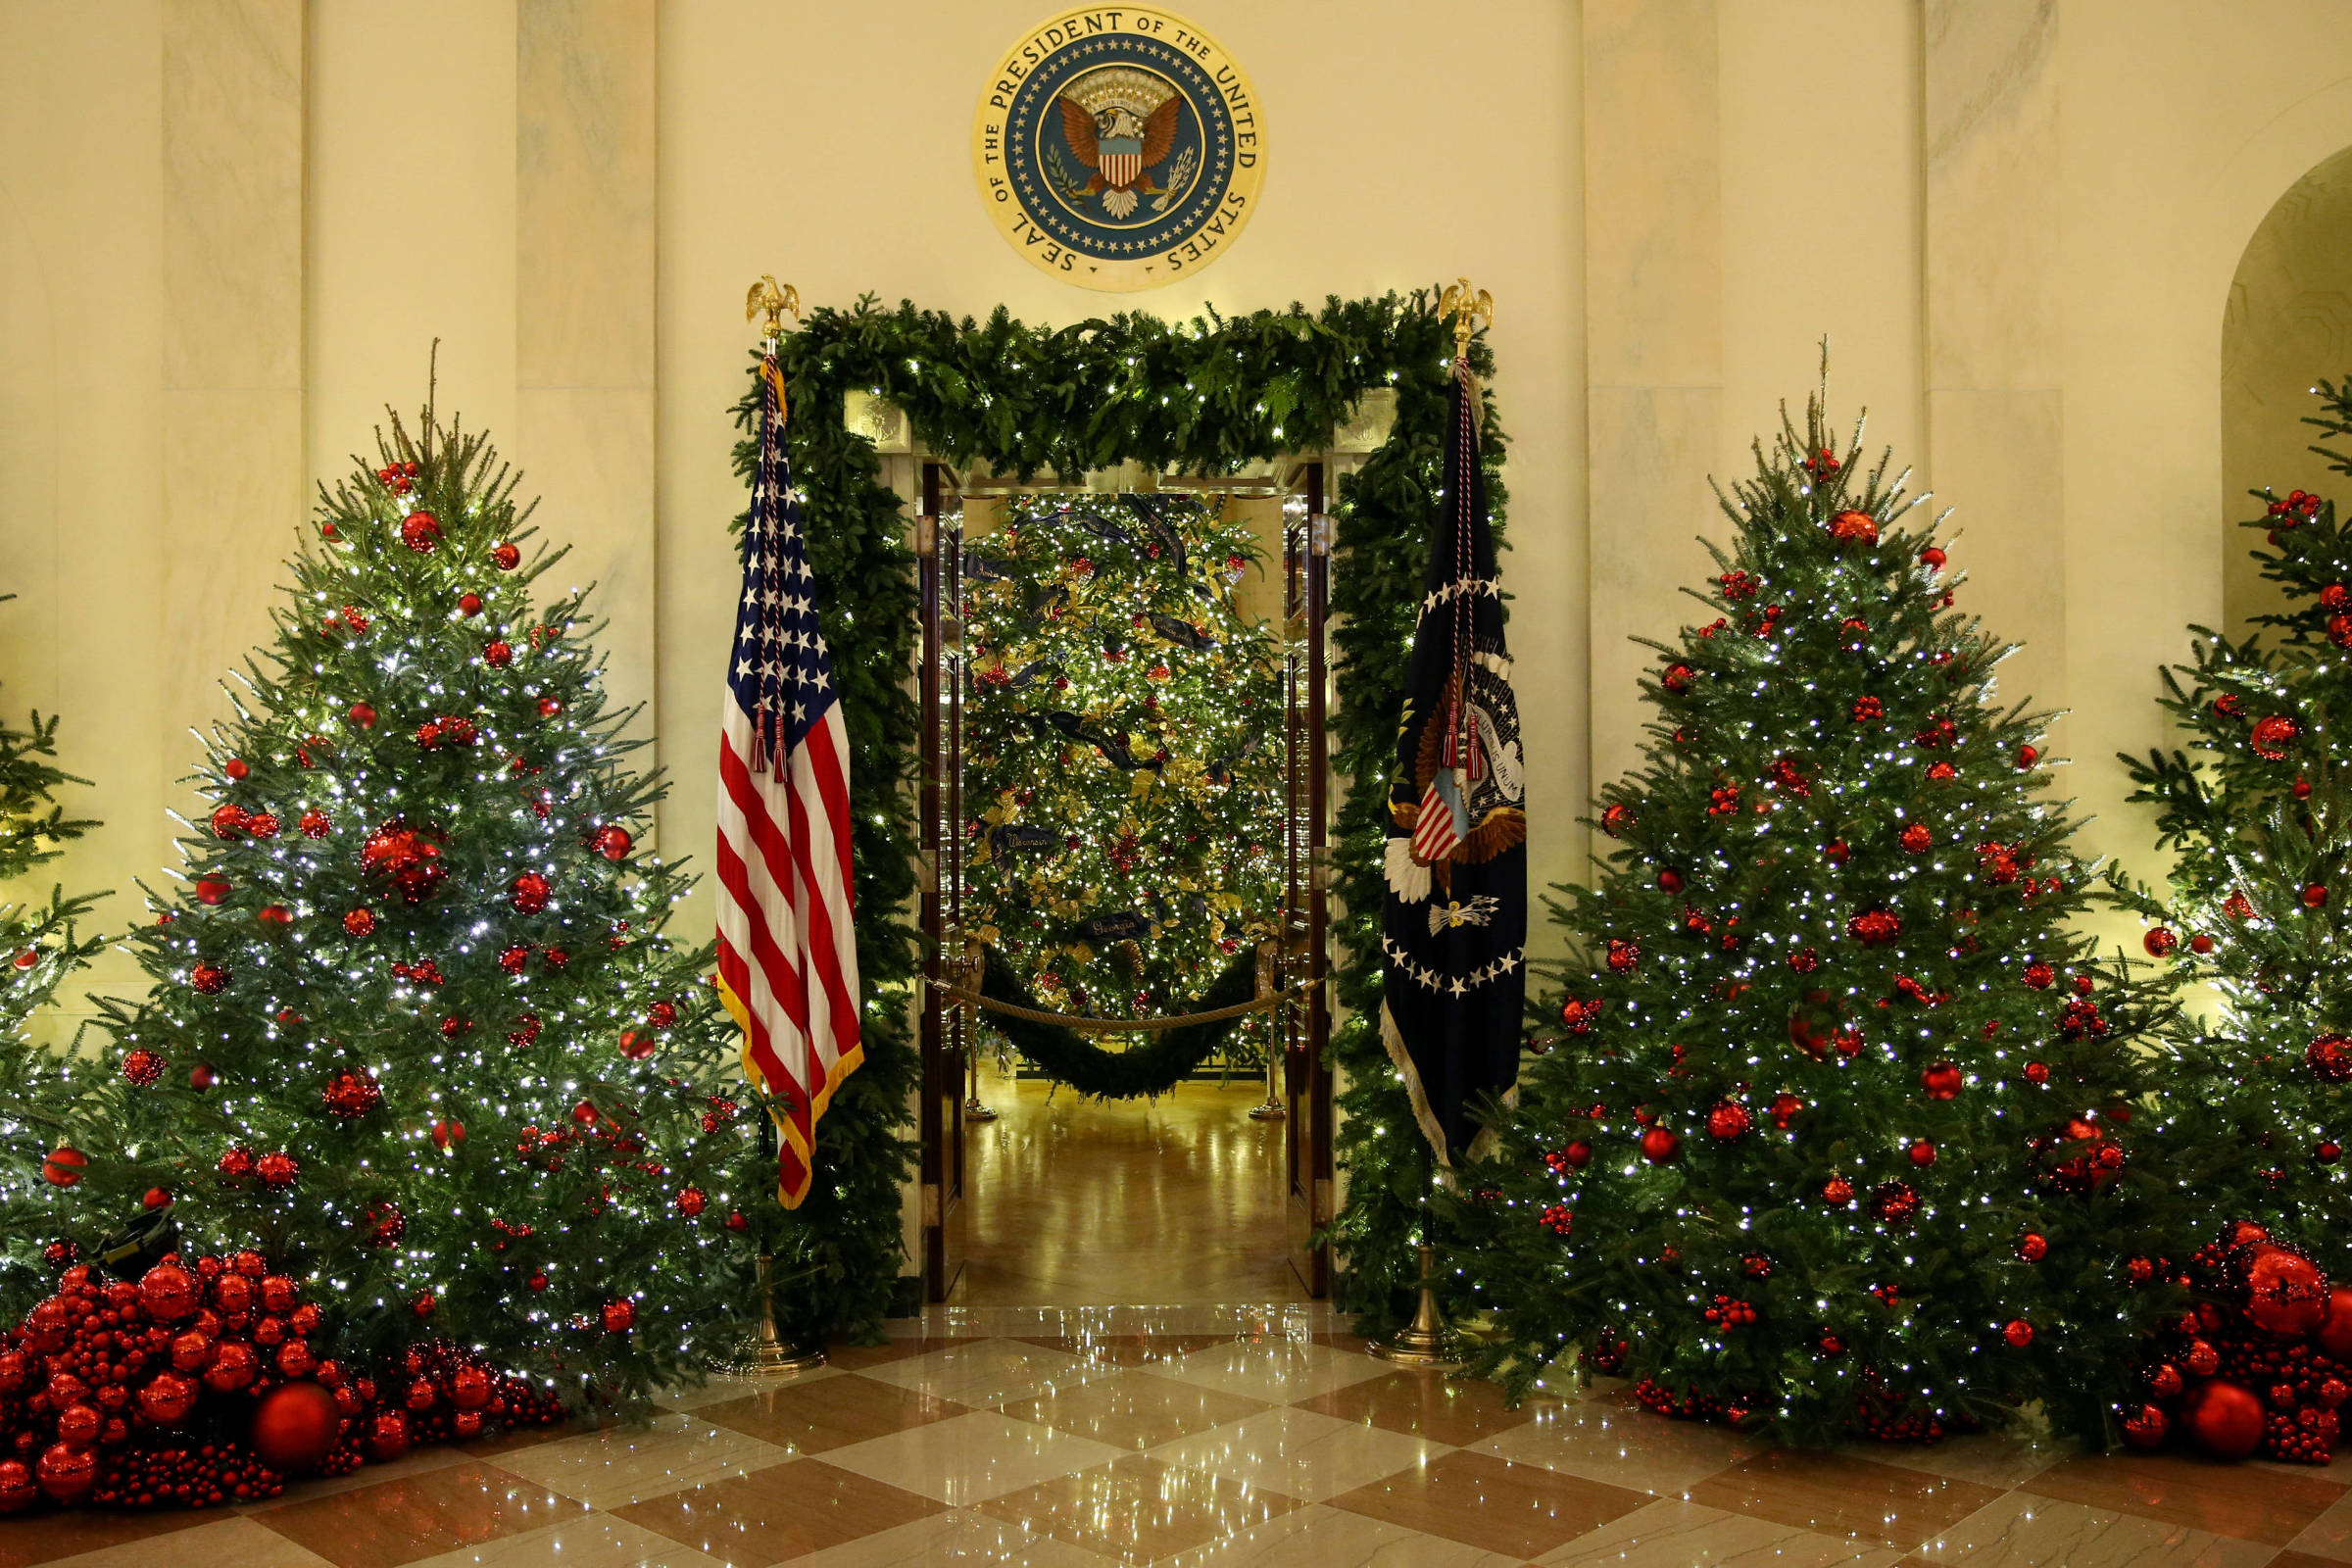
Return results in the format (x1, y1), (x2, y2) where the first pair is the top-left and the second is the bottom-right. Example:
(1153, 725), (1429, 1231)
(1283, 470), (1334, 1296)
(917, 464), (968, 1301)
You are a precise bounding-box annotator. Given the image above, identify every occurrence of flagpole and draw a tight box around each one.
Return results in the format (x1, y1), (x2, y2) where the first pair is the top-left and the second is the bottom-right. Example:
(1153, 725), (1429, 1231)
(1368, 278), (1494, 1372)
(723, 274), (827, 1383)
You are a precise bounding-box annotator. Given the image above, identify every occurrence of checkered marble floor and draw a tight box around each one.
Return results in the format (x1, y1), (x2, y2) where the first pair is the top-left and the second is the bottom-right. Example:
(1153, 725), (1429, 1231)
(6, 1305), (2352, 1567)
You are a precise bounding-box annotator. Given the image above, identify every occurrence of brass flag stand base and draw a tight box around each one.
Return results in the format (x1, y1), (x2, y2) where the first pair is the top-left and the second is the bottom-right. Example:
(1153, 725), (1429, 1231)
(724, 1253), (827, 1379)
(1368, 1243), (1461, 1367)
(1247, 944), (1287, 1120)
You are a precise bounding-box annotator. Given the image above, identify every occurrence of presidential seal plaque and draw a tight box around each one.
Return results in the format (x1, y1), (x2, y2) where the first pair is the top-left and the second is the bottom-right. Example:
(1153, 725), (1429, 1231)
(973, 8), (1266, 291)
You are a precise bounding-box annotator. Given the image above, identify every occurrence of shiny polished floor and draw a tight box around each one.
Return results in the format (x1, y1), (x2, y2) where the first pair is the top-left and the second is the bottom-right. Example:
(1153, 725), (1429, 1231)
(7, 1083), (2349, 1565)
(4, 1316), (2350, 1566)
(953, 1070), (1308, 1306)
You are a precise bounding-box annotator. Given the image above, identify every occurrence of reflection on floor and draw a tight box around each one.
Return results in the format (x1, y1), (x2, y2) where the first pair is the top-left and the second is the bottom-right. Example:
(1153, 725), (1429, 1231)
(7, 1323), (2346, 1566)
(953, 1068), (1306, 1307)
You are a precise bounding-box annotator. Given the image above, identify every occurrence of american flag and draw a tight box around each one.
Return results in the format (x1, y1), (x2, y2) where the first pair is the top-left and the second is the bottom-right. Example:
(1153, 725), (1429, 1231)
(714, 351), (861, 1209)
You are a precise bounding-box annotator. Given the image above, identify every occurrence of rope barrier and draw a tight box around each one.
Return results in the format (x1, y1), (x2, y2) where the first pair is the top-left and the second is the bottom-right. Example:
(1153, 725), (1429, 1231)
(924, 973), (1319, 1033)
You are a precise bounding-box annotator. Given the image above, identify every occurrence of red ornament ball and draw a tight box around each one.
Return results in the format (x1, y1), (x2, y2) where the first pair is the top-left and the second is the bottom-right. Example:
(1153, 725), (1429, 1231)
(143, 1185), (172, 1208)
(491, 541), (521, 570)
(2308, 883), (2331, 908)
(458, 592), (482, 616)
(0, 1459), (37, 1514)
(499, 944), (530, 974)
(1830, 509), (1880, 545)
(2317, 1288), (2352, 1361)
(1898, 822), (1933, 854)
(2122, 1402), (2169, 1449)
(1606, 938), (1640, 973)
(256, 1151), (300, 1190)
(430, 1118), (466, 1150)
(676, 1187), (708, 1218)
(122, 1048), (166, 1086)
(1921, 1060), (1962, 1101)
(1770, 1093), (1804, 1129)
(2001, 1318), (2034, 1348)
(648, 1001), (677, 1029)
(40, 1147), (85, 1187)
(1638, 1126), (1680, 1163)
(195, 874), (231, 906)
(135, 1368), (199, 1427)
(483, 640), (514, 668)
(2185, 1380), (2266, 1459)
(511, 872), (551, 912)
(601, 1298), (638, 1333)
(1821, 1174), (1854, 1205)
(2024, 1060), (2051, 1086)
(592, 824), (633, 861)
(617, 1028), (657, 1061)
(2251, 714), (2301, 759)
(365, 1408), (413, 1463)
(321, 1069), (382, 1119)
(366, 1201), (407, 1248)
(1908, 1139), (1936, 1167)
(537, 697), (563, 717)
(2017, 1232), (2048, 1262)
(300, 808), (332, 838)
(2240, 1243), (2330, 1337)
(2017, 744), (2039, 768)
(190, 962), (229, 995)
(1919, 545), (1946, 570)
(139, 1261), (202, 1322)
(202, 1340), (259, 1394)
(2310, 1035), (2352, 1084)
(211, 803), (250, 839)
(1706, 1102), (1751, 1142)
(34, 1443), (97, 1505)
(401, 512), (442, 553)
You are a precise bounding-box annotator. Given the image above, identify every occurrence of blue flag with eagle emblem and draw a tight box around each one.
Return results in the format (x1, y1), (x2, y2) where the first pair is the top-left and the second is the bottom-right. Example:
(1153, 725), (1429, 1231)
(1380, 357), (1527, 1164)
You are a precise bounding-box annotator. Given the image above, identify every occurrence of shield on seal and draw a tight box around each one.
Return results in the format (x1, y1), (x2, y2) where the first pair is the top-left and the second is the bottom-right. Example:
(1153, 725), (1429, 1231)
(1099, 137), (1143, 191)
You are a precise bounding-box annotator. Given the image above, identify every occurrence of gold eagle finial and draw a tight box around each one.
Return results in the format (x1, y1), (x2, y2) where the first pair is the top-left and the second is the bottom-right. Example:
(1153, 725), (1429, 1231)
(1440, 277), (1494, 361)
(745, 275), (801, 340)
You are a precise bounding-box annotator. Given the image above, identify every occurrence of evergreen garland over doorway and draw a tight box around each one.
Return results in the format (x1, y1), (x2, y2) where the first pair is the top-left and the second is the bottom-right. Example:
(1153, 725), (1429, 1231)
(728, 291), (1509, 1336)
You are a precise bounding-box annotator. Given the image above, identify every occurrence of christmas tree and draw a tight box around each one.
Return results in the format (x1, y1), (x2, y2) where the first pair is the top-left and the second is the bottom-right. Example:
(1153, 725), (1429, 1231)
(1457, 390), (2174, 1447)
(0, 407), (755, 1413)
(962, 493), (1282, 1068)
(0, 600), (102, 1040)
(2120, 373), (2352, 1280)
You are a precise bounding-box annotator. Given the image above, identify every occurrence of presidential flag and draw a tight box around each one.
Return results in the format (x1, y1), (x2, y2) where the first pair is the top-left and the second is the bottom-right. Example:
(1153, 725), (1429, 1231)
(715, 349), (861, 1208)
(1379, 354), (1527, 1164)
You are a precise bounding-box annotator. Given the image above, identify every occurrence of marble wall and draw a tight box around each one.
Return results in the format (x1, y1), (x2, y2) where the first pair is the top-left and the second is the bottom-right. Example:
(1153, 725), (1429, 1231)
(1, 0), (2351, 1012)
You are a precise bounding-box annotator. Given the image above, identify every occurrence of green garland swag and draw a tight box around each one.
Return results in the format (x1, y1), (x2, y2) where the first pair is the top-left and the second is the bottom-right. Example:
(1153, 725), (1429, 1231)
(734, 291), (1507, 1337)
(975, 949), (1261, 1099)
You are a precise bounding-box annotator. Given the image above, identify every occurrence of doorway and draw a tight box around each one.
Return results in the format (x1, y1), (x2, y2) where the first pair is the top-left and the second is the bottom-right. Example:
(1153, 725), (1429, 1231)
(915, 461), (1334, 1306)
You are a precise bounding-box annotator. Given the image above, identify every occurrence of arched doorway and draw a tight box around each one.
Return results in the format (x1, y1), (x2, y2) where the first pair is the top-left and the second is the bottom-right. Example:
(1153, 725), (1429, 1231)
(2223, 143), (2352, 633)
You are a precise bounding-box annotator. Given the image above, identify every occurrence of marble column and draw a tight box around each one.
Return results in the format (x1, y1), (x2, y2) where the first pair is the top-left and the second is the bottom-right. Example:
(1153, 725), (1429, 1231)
(1584, 0), (1723, 794)
(517, 0), (660, 764)
(1924, 0), (2067, 726)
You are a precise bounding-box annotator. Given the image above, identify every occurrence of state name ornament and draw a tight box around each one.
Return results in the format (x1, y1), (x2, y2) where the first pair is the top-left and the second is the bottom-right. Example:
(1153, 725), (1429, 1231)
(973, 7), (1266, 291)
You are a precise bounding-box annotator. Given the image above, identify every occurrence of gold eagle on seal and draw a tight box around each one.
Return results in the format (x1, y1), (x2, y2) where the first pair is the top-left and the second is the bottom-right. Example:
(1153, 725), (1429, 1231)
(1056, 68), (1185, 220)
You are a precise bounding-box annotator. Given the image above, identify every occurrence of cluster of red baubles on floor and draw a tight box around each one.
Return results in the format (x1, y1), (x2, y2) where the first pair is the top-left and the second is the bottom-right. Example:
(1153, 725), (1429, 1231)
(0, 1250), (562, 1513)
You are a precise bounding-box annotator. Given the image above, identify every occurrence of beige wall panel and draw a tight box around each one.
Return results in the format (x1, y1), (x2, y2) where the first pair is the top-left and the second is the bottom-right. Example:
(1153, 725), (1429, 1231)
(1923, 0), (2060, 393)
(164, 0), (302, 391)
(1583, 0), (1720, 388)
(518, 0), (655, 393)
(161, 0), (305, 862)
(1720, 0), (1923, 474)
(516, 387), (657, 739)
(1926, 388), (2065, 725)
(306, 0), (516, 477)
(516, 0), (657, 742)
(1588, 385), (1720, 793)
(1584, 0), (1719, 828)
(0, 4), (168, 1030)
